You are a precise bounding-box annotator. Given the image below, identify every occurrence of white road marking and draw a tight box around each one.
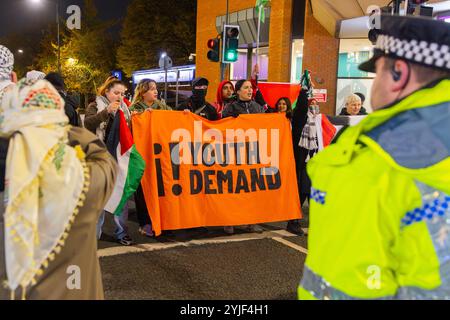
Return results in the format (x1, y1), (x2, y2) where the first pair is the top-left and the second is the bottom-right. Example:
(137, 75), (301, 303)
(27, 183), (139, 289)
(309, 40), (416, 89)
(98, 229), (308, 258)
(272, 237), (308, 254)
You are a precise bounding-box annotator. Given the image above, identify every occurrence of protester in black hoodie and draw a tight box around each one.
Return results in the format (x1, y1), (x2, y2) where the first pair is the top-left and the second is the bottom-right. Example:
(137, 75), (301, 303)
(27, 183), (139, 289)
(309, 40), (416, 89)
(178, 77), (218, 120)
(221, 79), (265, 235)
(222, 80), (265, 118)
(45, 72), (81, 126)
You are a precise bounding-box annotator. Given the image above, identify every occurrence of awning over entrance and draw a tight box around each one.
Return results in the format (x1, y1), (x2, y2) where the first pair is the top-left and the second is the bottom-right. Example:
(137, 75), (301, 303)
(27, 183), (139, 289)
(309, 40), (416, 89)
(310, 0), (387, 36)
(216, 7), (271, 46)
(311, 0), (450, 37)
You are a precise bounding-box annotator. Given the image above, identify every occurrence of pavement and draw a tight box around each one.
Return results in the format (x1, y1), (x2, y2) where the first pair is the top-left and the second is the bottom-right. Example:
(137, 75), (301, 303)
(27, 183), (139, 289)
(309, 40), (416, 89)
(98, 202), (309, 300)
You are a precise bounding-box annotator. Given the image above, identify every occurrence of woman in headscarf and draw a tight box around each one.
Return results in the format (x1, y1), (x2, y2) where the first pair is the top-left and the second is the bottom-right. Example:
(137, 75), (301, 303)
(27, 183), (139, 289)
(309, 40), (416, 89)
(293, 93), (336, 210)
(0, 78), (116, 299)
(84, 76), (134, 246)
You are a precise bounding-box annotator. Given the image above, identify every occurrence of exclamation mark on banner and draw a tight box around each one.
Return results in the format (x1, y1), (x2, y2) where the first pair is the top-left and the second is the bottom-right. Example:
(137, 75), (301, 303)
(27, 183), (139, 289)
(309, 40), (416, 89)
(170, 142), (183, 196)
(154, 143), (165, 197)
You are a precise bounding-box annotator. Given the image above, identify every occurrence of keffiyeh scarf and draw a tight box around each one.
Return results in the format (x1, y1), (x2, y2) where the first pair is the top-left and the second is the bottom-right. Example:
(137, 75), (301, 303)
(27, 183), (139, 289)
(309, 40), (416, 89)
(0, 45), (14, 82)
(95, 95), (131, 142)
(0, 79), (89, 298)
(299, 111), (319, 151)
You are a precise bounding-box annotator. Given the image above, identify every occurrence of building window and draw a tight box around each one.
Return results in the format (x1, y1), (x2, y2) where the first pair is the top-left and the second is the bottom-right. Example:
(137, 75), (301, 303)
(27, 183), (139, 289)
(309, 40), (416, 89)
(336, 39), (375, 115)
(291, 39), (304, 83)
(230, 47), (269, 81)
(230, 49), (249, 81)
(338, 39), (373, 78)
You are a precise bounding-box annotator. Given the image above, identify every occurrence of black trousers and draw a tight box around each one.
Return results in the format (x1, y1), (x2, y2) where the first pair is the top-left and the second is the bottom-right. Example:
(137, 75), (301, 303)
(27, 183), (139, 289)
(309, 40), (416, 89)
(134, 184), (151, 227)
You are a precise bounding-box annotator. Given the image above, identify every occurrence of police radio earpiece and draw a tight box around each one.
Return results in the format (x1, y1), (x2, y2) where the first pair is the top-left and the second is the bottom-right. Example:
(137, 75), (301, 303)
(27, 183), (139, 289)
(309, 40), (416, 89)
(391, 67), (402, 82)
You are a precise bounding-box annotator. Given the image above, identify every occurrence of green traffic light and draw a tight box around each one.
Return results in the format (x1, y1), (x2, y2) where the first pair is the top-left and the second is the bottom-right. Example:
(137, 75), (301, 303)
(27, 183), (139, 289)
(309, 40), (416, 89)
(226, 50), (237, 62)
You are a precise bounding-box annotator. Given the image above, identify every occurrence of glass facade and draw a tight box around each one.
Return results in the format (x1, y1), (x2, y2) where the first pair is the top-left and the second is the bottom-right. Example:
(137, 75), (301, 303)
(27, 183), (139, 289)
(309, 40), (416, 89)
(230, 47), (269, 81)
(336, 39), (375, 115)
(291, 39), (304, 83)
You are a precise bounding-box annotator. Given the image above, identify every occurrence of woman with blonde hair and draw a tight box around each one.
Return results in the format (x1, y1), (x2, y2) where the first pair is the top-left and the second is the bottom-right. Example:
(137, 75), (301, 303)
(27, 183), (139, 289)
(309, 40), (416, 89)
(340, 94), (368, 116)
(129, 79), (171, 114)
(129, 79), (171, 237)
(84, 76), (134, 246)
(85, 76), (131, 141)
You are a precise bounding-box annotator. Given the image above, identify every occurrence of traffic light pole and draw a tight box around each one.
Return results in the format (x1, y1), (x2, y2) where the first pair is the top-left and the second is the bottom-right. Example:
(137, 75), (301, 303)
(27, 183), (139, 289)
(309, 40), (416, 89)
(393, 0), (401, 14)
(175, 69), (180, 108)
(220, 0), (230, 82)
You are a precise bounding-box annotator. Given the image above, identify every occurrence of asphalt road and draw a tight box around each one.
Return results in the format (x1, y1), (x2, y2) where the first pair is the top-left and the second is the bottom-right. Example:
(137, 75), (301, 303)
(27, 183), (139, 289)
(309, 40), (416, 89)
(98, 202), (309, 300)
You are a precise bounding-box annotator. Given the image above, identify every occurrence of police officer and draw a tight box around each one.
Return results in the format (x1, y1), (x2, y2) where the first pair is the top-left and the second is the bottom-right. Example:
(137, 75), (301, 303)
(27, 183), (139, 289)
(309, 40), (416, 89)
(298, 14), (450, 299)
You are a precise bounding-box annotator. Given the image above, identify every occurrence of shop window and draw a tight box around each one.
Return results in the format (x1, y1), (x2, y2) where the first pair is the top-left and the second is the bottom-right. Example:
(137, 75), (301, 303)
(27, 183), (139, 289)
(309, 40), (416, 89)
(338, 39), (373, 78)
(336, 39), (375, 115)
(230, 47), (269, 81)
(230, 50), (249, 81)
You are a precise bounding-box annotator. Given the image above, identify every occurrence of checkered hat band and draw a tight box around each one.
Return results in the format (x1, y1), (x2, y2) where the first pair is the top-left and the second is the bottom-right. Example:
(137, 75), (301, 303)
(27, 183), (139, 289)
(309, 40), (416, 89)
(375, 35), (450, 70)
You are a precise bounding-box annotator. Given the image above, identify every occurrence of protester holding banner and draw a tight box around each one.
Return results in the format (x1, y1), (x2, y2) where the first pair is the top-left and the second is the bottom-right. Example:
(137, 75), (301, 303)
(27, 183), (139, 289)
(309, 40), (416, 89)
(177, 77), (218, 121)
(221, 79), (267, 234)
(213, 80), (235, 118)
(292, 88), (310, 207)
(275, 97), (293, 119)
(222, 80), (266, 118)
(273, 96), (302, 235)
(129, 79), (171, 237)
(84, 76), (134, 246)
(130, 79), (171, 114)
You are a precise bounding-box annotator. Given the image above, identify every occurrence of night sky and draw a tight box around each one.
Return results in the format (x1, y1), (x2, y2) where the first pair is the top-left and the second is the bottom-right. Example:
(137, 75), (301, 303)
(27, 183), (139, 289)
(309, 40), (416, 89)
(0, 0), (132, 37)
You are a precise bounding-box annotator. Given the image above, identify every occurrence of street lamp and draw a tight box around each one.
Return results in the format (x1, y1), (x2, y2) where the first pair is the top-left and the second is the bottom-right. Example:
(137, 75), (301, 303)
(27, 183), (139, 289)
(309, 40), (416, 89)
(66, 57), (77, 66)
(159, 52), (172, 102)
(29, 0), (61, 74)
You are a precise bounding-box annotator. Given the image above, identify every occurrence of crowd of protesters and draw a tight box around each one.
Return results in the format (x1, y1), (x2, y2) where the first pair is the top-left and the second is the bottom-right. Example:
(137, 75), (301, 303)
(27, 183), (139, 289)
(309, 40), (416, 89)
(2, 11), (448, 301)
(0, 43), (364, 298)
(1, 40), (364, 245)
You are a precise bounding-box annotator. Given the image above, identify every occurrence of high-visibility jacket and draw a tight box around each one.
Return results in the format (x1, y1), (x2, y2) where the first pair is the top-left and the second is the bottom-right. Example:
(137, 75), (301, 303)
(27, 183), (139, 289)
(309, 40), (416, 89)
(298, 78), (450, 300)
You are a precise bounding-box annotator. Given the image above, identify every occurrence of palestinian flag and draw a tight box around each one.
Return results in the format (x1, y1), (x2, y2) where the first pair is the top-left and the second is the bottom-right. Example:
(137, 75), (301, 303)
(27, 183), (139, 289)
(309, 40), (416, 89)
(256, 0), (270, 23)
(104, 110), (146, 216)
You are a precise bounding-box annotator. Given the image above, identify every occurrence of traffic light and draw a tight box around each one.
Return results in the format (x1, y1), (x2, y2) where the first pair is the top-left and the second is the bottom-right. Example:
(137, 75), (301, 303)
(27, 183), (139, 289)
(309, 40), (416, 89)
(222, 25), (239, 63)
(207, 37), (220, 62)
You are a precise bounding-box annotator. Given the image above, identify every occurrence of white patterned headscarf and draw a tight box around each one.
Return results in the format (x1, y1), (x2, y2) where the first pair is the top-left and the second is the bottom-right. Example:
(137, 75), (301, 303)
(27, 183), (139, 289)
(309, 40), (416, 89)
(0, 79), (90, 299)
(0, 45), (14, 82)
(26, 70), (46, 82)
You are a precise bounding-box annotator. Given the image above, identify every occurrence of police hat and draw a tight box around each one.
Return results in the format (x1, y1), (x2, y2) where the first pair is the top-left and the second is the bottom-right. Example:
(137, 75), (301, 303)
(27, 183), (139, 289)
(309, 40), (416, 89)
(359, 15), (450, 73)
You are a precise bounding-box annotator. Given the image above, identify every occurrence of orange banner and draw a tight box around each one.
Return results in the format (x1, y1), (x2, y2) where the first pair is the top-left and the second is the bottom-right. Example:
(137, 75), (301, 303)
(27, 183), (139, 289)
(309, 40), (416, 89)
(132, 110), (301, 236)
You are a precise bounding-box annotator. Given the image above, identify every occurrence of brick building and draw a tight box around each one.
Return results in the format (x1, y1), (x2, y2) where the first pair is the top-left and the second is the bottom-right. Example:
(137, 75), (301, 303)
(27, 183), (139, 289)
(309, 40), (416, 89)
(196, 0), (450, 114)
(196, 0), (344, 115)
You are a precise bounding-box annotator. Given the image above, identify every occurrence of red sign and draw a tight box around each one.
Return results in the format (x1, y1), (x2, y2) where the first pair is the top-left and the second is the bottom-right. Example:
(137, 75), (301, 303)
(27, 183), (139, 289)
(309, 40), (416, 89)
(313, 89), (327, 103)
